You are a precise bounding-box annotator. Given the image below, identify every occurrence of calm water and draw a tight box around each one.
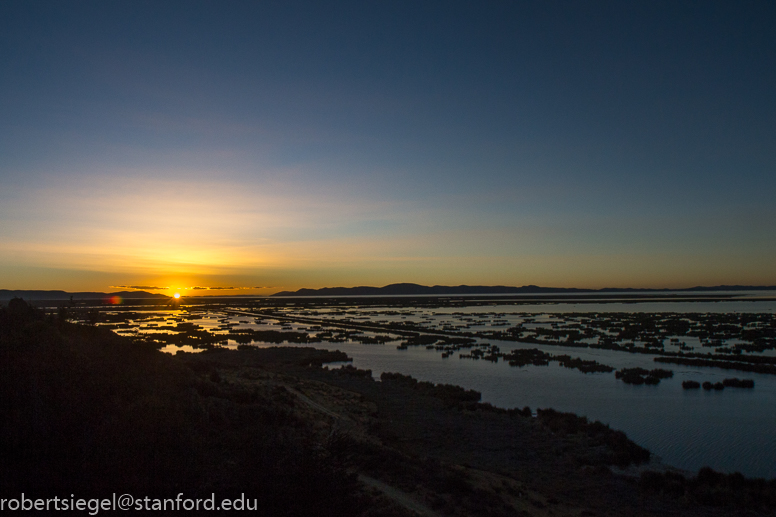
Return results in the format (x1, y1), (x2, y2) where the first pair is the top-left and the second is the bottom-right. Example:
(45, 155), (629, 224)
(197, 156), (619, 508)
(137, 294), (776, 478)
(319, 340), (776, 478)
(268, 296), (776, 478)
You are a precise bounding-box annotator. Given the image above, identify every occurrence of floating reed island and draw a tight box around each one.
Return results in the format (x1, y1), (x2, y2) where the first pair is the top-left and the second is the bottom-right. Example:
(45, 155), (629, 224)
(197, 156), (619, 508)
(682, 378), (755, 390)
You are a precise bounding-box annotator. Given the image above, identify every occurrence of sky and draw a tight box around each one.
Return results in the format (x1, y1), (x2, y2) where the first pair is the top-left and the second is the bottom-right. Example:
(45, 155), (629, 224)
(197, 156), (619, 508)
(1, 1), (775, 296)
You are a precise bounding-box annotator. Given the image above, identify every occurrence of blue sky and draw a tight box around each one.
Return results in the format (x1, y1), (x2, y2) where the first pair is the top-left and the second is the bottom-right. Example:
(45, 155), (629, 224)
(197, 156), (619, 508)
(1, 1), (774, 294)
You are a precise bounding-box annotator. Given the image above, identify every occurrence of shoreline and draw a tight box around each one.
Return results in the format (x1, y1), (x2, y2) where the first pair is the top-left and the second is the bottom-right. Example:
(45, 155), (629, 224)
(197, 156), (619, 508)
(3, 298), (776, 516)
(27, 297), (776, 478)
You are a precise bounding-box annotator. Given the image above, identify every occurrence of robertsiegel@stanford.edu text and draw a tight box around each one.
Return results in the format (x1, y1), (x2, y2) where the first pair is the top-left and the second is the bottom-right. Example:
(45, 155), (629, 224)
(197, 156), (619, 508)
(0, 493), (258, 513)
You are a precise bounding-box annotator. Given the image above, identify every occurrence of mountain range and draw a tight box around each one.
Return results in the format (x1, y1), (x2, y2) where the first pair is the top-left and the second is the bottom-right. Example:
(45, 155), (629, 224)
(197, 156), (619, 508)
(2, 284), (774, 301)
(0, 290), (168, 301)
(271, 283), (776, 297)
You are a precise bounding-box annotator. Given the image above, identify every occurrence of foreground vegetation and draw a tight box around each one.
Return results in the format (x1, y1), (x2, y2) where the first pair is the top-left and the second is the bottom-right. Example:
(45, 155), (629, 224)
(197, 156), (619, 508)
(3, 298), (776, 516)
(0, 299), (361, 515)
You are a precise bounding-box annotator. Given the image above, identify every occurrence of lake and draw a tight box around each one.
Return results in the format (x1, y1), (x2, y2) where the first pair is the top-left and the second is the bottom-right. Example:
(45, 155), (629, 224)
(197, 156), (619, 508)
(111, 292), (776, 478)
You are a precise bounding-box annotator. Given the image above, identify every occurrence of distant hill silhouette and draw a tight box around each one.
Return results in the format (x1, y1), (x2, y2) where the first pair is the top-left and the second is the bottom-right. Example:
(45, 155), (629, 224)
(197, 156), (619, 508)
(271, 283), (776, 297)
(0, 290), (168, 301)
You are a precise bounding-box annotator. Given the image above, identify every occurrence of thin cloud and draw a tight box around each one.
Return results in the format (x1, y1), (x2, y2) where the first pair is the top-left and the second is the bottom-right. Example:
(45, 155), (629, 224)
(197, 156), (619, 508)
(110, 285), (169, 291)
(112, 285), (262, 292)
(183, 286), (255, 290)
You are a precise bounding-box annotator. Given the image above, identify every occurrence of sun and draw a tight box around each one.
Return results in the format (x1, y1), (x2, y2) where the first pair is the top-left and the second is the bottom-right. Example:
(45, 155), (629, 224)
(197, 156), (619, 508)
(173, 293), (180, 299)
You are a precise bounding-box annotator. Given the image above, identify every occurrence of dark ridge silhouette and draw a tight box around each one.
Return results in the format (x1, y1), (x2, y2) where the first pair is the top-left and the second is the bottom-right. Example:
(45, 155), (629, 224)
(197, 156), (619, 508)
(3, 285), (774, 300)
(271, 283), (776, 297)
(0, 290), (168, 301)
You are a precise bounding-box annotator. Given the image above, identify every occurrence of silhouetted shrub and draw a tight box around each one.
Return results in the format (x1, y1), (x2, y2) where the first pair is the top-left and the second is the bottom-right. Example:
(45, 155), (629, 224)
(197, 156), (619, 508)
(380, 372), (481, 407)
(640, 467), (776, 510)
(723, 378), (755, 388)
(615, 367), (673, 385)
(536, 408), (650, 467)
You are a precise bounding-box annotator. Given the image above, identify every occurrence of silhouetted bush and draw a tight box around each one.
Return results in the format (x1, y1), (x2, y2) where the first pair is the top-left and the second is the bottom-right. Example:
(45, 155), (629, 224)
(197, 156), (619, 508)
(380, 372), (481, 407)
(615, 367), (673, 385)
(536, 408), (650, 467)
(640, 467), (776, 510)
(333, 364), (373, 378)
(655, 356), (776, 375)
(723, 378), (755, 388)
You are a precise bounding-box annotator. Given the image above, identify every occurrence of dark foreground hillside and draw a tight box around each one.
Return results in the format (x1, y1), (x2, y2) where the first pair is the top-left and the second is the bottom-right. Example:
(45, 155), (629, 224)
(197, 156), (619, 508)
(1, 298), (775, 516)
(0, 299), (361, 516)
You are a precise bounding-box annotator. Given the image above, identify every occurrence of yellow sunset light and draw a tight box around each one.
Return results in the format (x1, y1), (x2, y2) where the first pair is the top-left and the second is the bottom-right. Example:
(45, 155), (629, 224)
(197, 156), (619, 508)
(173, 293), (180, 299)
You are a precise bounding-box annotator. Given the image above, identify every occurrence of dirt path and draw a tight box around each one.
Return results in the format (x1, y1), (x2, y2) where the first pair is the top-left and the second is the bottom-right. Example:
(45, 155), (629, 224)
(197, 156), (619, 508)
(285, 385), (438, 516)
(358, 474), (441, 517)
(284, 386), (342, 420)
